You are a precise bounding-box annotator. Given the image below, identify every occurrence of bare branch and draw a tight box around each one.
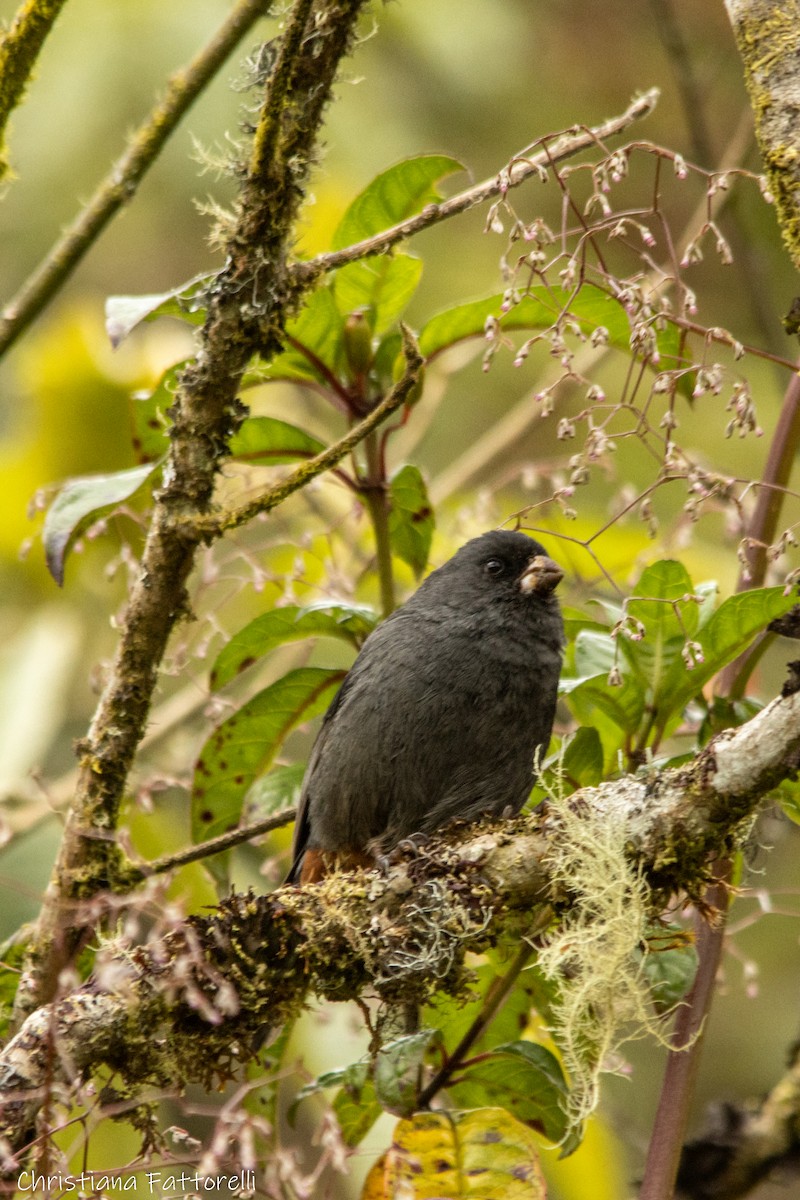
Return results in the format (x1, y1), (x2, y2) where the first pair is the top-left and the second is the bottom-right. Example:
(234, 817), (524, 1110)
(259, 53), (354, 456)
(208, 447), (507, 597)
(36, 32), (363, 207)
(290, 89), (661, 287)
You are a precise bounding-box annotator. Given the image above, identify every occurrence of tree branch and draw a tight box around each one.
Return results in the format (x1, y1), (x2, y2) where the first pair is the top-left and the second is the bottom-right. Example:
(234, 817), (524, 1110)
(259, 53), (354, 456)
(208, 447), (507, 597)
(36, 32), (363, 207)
(2, 686), (799, 1154)
(725, 0), (800, 270)
(0, 0), (273, 360)
(0, 0), (69, 181)
(11, 0), (370, 1028)
(677, 1041), (800, 1199)
(193, 327), (423, 538)
(289, 89), (661, 288)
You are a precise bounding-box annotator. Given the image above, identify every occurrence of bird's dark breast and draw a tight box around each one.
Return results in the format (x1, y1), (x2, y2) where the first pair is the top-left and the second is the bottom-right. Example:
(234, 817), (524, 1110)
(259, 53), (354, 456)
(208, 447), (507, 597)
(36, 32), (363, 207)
(305, 607), (562, 854)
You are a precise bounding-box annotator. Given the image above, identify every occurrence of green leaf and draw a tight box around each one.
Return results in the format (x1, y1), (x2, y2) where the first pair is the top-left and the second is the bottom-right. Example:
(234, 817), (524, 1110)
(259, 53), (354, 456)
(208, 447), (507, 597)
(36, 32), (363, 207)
(43, 463), (158, 585)
(128, 362), (185, 463)
(565, 568), (796, 752)
(694, 586), (797, 682)
(388, 464), (435, 577)
(640, 930), (698, 1015)
(777, 779), (800, 825)
(623, 577), (796, 736)
(332, 154), (463, 250)
(425, 955), (540, 1061)
(563, 671), (646, 758)
(293, 1060), (382, 1148)
(334, 253), (423, 335)
(561, 726), (604, 789)
(105, 272), (210, 347)
(249, 286), (345, 388)
(418, 283), (682, 369)
(333, 1070), (382, 1147)
(374, 1029), (441, 1116)
(227, 417), (326, 466)
(372, 330), (403, 384)
(209, 603), (376, 691)
(449, 1040), (570, 1147)
(629, 559), (697, 624)
(244, 762), (306, 818)
(572, 629), (616, 678)
(417, 285), (609, 358)
(620, 561), (697, 706)
(191, 667), (345, 843)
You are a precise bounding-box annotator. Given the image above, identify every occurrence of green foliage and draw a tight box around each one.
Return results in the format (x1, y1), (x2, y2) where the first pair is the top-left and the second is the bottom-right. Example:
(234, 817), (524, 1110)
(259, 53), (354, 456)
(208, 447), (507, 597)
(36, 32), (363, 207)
(44, 155), (706, 591)
(418, 282), (684, 373)
(226, 417), (327, 465)
(191, 666), (345, 846)
(209, 602), (375, 690)
(562, 560), (796, 765)
(244, 762), (306, 819)
(388, 464), (435, 576)
(639, 926), (699, 1015)
(292, 1030), (442, 1146)
(43, 462), (158, 585)
(104, 274), (210, 348)
(331, 154), (464, 249)
(449, 1041), (572, 1149)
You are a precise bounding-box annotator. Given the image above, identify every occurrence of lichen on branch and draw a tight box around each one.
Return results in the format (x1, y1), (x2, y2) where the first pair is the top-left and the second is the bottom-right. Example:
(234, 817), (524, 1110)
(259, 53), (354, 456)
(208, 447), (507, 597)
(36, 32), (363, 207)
(725, 0), (800, 270)
(12, 0), (372, 1027)
(2, 686), (799, 1153)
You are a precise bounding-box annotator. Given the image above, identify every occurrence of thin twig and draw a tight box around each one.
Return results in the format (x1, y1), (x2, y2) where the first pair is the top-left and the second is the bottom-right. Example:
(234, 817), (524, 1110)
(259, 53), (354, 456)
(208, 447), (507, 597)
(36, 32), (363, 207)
(417, 941), (536, 1108)
(648, 0), (713, 167)
(290, 90), (661, 288)
(0, 0), (273, 359)
(193, 326), (423, 537)
(133, 806), (296, 880)
(362, 430), (396, 617)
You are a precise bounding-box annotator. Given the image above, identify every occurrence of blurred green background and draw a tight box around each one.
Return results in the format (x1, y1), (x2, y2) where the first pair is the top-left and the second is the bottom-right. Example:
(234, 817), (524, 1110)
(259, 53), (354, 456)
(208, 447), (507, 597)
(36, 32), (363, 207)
(1, 2), (799, 1196)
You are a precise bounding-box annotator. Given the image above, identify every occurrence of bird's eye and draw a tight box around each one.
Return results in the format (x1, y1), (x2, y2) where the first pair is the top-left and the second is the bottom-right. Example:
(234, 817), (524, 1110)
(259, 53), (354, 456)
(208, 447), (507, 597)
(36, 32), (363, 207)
(485, 558), (505, 576)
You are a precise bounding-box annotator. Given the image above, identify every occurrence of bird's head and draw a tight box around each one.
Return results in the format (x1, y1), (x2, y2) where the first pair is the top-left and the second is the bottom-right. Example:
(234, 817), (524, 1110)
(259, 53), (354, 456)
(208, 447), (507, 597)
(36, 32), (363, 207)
(416, 529), (564, 613)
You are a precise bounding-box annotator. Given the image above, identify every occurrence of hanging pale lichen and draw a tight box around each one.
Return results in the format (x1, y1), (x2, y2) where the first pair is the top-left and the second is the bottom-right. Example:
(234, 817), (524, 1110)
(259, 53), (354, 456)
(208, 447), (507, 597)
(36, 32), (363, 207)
(536, 792), (685, 1131)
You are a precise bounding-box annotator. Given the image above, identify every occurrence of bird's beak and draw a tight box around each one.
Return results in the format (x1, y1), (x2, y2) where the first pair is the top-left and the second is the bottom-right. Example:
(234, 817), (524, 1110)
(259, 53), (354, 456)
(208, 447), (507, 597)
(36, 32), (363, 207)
(519, 555), (564, 595)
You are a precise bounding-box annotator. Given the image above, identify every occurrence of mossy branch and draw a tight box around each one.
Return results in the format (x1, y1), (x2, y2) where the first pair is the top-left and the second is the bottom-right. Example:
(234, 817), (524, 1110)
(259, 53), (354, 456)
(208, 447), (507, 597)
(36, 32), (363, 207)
(2, 685), (800, 1154)
(0, 0), (273, 360)
(12, 0), (370, 1028)
(0, 0), (69, 181)
(725, 0), (800, 270)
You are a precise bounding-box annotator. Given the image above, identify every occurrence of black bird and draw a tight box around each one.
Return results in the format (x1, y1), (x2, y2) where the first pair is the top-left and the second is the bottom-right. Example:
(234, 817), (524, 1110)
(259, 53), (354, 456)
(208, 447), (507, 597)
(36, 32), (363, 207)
(288, 530), (564, 883)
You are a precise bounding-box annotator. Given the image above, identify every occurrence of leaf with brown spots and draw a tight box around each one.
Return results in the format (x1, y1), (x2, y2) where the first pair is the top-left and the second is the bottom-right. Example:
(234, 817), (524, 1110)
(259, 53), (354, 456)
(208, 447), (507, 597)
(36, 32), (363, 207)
(190, 666), (345, 846)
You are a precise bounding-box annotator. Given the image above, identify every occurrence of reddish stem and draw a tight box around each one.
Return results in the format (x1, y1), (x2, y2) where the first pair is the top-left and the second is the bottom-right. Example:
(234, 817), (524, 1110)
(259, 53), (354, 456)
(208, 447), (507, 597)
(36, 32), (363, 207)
(639, 866), (731, 1200)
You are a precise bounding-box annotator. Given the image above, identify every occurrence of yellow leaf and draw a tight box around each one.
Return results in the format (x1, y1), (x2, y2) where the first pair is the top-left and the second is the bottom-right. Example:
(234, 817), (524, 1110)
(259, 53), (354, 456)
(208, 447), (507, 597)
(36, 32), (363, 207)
(362, 1108), (546, 1199)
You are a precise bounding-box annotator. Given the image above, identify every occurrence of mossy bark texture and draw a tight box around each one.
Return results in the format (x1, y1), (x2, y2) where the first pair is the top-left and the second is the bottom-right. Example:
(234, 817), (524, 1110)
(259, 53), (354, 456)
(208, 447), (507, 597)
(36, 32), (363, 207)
(726, 0), (800, 271)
